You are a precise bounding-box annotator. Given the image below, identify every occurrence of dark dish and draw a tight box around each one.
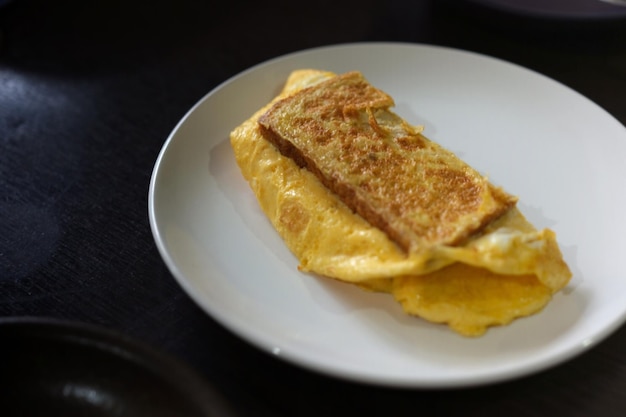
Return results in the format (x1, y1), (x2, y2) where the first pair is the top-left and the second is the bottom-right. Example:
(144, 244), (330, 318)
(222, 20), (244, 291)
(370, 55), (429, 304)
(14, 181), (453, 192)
(0, 317), (234, 417)
(458, 0), (626, 19)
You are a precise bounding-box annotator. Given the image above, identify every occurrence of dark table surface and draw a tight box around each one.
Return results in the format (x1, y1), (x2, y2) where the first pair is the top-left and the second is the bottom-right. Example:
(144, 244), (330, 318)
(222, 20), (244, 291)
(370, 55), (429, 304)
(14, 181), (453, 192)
(2, 0), (626, 415)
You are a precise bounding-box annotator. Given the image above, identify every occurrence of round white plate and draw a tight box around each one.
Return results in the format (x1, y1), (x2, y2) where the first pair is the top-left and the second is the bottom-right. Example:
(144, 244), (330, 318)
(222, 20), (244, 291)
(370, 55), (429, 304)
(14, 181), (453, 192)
(149, 42), (626, 388)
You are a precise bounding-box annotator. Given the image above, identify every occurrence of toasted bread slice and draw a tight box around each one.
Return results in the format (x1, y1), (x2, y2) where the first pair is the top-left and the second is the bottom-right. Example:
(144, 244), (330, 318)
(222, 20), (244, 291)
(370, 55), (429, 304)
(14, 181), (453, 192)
(258, 71), (517, 252)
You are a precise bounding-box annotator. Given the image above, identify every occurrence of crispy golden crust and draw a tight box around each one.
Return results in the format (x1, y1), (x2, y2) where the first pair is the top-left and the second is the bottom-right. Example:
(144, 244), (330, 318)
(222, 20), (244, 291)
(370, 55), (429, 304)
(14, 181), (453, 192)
(258, 71), (517, 252)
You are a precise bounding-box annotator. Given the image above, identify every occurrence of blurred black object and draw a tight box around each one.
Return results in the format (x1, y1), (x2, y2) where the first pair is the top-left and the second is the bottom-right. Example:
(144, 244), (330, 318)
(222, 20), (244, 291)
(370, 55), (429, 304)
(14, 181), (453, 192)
(454, 0), (626, 20)
(439, 0), (626, 40)
(0, 318), (235, 417)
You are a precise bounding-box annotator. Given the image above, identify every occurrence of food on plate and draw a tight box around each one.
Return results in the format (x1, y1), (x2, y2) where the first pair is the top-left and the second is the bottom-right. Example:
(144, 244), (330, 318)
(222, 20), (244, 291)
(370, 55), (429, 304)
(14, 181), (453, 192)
(229, 69), (572, 336)
(257, 71), (517, 253)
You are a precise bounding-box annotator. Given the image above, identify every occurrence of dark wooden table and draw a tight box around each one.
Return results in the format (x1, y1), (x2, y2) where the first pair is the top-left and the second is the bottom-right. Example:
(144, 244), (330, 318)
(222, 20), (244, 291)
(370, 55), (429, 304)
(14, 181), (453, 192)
(2, 0), (626, 415)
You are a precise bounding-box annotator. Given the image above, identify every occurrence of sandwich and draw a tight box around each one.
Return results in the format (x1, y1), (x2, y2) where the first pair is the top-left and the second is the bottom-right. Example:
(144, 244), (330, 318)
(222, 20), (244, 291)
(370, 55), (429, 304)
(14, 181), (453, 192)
(230, 69), (572, 336)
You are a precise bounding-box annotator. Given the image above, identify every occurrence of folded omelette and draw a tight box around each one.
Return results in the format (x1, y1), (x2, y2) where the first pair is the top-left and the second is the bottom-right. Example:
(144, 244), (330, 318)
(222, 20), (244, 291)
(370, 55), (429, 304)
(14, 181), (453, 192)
(230, 69), (572, 336)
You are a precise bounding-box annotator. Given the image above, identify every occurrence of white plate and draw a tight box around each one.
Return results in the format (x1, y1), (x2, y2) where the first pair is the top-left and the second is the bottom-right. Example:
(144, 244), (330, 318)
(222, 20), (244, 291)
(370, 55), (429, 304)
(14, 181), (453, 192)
(149, 42), (626, 388)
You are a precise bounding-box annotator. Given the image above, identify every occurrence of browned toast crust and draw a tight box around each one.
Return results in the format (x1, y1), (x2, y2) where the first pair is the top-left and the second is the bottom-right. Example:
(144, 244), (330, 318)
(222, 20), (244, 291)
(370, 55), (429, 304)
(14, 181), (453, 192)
(258, 71), (517, 252)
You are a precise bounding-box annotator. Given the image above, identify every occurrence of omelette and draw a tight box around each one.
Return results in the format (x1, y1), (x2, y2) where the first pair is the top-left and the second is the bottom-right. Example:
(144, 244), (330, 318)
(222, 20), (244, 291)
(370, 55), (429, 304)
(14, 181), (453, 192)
(229, 69), (572, 336)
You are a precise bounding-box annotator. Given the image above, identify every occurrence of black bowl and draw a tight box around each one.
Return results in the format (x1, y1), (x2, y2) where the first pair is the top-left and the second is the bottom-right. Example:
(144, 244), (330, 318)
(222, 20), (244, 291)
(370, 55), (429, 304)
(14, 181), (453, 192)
(0, 317), (234, 417)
